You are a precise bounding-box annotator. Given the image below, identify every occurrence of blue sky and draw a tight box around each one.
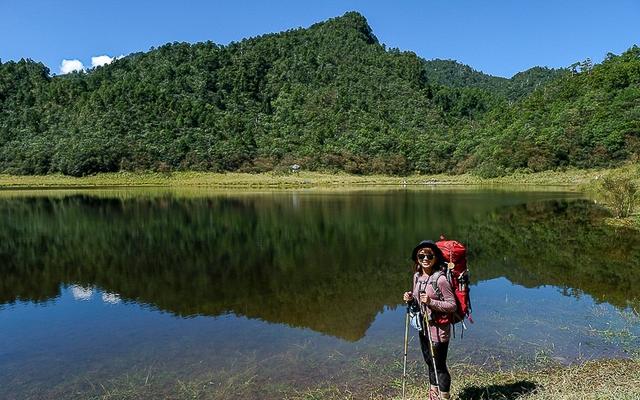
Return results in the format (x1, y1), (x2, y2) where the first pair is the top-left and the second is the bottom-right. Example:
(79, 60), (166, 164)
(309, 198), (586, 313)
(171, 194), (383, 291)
(1, 0), (638, 77)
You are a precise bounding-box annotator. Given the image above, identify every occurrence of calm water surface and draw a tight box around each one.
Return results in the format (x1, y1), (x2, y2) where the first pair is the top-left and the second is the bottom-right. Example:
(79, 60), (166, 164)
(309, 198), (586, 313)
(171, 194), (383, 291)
(1, 188), (639, 399)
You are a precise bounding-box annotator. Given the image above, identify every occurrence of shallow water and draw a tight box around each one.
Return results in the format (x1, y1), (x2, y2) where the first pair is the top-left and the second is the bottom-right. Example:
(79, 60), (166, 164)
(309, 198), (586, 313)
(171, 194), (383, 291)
(1, 188), (638, 399)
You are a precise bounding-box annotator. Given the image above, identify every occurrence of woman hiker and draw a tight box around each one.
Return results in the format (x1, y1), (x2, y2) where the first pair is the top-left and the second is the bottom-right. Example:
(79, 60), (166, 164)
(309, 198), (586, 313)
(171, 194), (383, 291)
(403, 240), (457, 400)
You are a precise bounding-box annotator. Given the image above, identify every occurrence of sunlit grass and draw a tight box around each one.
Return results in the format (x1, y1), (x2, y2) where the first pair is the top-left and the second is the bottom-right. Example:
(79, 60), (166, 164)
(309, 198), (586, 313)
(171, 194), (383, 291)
(0, 166), (628, 189)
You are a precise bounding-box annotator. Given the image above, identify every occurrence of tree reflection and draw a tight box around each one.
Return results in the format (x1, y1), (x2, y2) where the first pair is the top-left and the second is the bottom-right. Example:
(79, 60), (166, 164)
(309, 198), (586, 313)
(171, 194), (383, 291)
(0, 192), (637, 340)
(465, 200), (640, 309)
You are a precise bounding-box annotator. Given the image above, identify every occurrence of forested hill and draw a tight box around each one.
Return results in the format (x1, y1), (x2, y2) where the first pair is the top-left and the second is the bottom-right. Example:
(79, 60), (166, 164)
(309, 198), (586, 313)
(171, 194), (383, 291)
(422, 60), (566, 101)
(0, 12), (638, 177)
(464, 48), (640, 177)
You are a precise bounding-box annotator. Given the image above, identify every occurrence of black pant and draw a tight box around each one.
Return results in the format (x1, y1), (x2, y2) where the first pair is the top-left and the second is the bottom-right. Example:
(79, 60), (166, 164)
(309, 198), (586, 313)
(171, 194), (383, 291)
(418, 331), (451, 392)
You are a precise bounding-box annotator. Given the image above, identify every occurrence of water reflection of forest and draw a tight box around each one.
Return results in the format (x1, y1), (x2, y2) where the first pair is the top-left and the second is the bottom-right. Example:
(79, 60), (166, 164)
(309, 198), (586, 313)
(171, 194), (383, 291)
(468, 200), (640, 308)
(1, 192), (638, 340)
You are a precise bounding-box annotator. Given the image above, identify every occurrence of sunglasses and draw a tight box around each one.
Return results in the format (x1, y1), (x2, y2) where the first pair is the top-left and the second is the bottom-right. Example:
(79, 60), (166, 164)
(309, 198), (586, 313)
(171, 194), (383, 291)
(417, 253), (435, 261)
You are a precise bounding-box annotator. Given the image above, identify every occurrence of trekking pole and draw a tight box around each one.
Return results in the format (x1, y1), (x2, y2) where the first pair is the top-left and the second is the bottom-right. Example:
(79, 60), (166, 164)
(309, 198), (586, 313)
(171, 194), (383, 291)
(420, 292), (441, 400)
(402, 303), (410, 400)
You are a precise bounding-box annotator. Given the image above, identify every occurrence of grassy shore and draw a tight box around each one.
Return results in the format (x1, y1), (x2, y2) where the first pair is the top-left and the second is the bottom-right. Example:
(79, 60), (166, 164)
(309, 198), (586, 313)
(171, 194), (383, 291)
(0, 167), (622, 189)
(393, 358), (640, 400)
(53, 357), (638, 400)
(291, 358), (640, 400)
(4, 167), (639, 228)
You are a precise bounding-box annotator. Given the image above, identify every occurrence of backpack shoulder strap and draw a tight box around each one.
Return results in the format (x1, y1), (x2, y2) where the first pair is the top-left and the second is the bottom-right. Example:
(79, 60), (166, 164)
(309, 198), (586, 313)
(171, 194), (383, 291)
(430, 271), (445, 300)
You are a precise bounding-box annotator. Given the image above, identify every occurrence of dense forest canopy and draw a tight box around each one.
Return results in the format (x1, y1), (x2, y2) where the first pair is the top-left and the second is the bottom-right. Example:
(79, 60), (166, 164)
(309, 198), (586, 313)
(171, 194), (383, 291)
(423, 59), (566, 102)
(0, 12), (638, 176)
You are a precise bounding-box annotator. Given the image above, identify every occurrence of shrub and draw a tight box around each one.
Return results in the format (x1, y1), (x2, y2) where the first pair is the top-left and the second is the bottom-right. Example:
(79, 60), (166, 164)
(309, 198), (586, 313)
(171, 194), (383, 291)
(600, 174), (639, 218)
(155, 162), (172, 176)
(473, 160), (506, 178)
(237, 156), (276, 173)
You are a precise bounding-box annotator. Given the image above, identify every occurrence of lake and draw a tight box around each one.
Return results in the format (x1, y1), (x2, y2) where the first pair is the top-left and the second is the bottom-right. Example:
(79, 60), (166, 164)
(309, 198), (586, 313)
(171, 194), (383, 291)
(1, 188), (639, 399)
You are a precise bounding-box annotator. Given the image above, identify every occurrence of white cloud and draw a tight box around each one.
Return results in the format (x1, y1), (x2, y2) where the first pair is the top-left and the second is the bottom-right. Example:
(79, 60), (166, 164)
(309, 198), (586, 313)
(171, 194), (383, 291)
(60, 59), (85, 74)
(70, 284), (94, 301)
(101, 292), (122, 304)
(91, 55), (114, 68)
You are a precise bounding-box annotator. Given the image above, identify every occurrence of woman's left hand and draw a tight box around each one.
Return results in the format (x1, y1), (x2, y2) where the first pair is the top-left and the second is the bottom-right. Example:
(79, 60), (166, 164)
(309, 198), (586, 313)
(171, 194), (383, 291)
(419, 292), (430, 305)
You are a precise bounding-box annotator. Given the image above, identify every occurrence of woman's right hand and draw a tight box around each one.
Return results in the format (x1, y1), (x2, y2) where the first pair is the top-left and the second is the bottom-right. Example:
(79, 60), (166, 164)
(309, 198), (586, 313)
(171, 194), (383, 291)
(403, 291), (413, 302)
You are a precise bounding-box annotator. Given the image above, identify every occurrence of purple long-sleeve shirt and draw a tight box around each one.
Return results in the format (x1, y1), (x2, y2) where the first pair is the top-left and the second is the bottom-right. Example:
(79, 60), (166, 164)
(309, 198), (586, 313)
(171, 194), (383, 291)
(412, 271), (457, 342)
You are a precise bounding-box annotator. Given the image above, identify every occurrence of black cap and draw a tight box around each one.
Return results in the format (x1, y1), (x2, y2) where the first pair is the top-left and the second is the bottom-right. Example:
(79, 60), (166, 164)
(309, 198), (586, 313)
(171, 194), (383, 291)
(410, 240), (445, 262)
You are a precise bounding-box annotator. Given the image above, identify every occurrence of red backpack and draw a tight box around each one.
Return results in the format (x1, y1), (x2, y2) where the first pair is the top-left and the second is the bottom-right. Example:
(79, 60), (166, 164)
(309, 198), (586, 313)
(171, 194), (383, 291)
(432, 235), (473, 330)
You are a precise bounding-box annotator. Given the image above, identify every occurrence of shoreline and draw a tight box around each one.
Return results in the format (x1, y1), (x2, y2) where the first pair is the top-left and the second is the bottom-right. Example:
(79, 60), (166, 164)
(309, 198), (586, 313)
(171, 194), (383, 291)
(286, 355), (640, 399)
(0, 168), (615, 190)
(394, 357), (640, 400)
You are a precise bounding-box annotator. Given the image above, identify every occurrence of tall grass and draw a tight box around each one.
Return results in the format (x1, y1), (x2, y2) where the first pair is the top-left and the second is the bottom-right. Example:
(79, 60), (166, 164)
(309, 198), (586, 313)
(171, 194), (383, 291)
(600, 174), (639, 218)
